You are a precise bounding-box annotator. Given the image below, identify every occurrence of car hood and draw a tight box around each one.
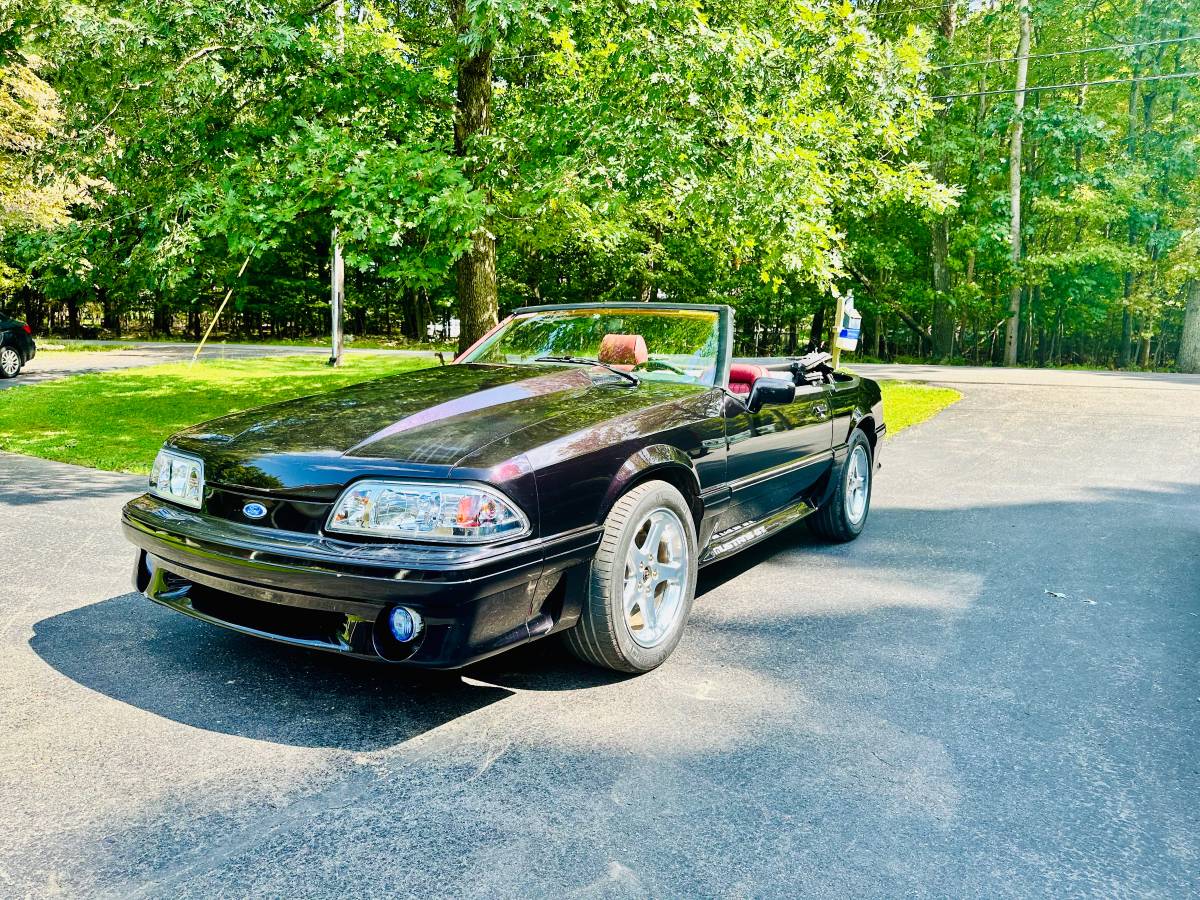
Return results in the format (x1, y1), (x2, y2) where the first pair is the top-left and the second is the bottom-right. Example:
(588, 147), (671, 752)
(169, 363), (707, 492)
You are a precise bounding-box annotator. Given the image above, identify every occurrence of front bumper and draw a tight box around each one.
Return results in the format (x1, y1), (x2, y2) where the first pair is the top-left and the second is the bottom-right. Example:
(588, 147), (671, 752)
(122, 494), (601, 667)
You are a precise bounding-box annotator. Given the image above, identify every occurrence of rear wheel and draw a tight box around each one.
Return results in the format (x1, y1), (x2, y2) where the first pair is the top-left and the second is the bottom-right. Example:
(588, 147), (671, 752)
(809, 428), (873, 542)
(564, 480), (698, 673)
(0, 346), (21, 379)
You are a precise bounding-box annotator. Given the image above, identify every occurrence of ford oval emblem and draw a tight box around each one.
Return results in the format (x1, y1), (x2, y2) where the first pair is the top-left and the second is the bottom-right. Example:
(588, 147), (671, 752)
(242, 502), (268, 520)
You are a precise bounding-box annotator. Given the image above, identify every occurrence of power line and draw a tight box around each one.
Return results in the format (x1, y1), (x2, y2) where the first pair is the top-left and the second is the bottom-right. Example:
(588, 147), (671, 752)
(933, 69), (1200, 100)
(936, 33), (1200, 70)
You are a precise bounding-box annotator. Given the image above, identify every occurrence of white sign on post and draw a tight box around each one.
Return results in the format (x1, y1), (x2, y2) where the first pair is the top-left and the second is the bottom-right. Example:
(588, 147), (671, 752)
(836, 292), (862, 352)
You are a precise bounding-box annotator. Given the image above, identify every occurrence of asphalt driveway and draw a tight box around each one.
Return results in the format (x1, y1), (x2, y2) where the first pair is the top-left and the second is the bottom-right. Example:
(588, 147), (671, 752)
(1, 371), (1197, 897)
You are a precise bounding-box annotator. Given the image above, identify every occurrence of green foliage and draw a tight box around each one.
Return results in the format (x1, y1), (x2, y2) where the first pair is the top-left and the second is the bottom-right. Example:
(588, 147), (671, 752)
(0, 0), (946, 339)
(1, 0), (1196, 369)
(853, 0), (1199, 368)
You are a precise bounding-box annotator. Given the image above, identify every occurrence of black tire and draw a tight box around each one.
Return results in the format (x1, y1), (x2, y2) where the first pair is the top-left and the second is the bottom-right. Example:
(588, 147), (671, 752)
(809, 428), (873, 542)
(564, 480), (698, 673)
(0, 346), (21, 379)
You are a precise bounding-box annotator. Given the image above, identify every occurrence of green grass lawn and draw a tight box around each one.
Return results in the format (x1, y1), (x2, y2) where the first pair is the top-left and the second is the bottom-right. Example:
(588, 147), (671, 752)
(879, 380), (961, 435)
(37, 341), (129, 353)
(0, 358), (959, 474)
(0, 355), (435, 473)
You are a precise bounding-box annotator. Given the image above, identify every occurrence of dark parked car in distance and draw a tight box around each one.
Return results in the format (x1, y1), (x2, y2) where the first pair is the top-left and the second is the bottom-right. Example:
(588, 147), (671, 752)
(0, 316), (35, 378)
(123, 303), (884, 673)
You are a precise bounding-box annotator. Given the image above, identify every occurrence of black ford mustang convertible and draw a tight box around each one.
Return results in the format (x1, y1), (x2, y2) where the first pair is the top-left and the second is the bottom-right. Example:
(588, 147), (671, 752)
(123, 303), (884, 673)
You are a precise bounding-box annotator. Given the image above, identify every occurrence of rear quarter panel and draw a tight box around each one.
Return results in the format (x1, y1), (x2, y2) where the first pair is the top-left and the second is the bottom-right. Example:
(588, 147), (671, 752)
(828, 373), (884, 448)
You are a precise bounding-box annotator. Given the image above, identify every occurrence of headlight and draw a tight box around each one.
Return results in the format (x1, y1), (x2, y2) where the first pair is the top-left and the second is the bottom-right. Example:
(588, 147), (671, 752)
(326, 480), (530, 543)
(149, 448), (205, 509)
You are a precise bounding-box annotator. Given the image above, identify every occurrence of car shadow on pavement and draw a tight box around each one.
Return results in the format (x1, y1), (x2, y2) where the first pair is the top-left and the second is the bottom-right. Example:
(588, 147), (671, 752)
(29, 592), (515, 751)
(27, 482), (1199, 755)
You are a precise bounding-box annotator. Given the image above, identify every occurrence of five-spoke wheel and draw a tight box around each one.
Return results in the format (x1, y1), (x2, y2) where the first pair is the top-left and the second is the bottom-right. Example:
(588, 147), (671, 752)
(844, 442), (870, 526)
(564, 480), (698, 673)
(623, 508), (688, 648)
(809, 427), (873, 542)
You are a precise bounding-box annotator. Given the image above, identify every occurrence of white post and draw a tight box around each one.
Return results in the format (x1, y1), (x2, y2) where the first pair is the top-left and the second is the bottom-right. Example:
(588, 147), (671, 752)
(330, 227), (344, 366)
(328, 0), (346, 367)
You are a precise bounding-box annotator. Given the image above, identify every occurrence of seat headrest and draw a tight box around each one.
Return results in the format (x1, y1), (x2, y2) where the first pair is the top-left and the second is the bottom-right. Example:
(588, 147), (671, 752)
(729, 363), (770, 385)
(598, 334), (649, 367)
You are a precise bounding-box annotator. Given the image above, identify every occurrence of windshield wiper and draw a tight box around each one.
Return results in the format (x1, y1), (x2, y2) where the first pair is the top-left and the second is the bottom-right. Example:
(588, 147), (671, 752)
(535, 355), (640, 385)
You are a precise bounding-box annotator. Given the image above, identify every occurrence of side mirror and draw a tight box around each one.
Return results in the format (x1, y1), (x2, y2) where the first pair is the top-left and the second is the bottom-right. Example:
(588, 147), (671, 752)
(746, 376), (796, 413)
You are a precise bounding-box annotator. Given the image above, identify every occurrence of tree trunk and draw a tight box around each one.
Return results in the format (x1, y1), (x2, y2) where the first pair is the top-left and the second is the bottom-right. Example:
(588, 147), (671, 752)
(328, 0), (347, 366)
(152, 303), (172, 336)
(931, 216), (953, 358)
(100, 288), (120, 334)
(1002, 1), (1031, 367)
(453, 0), (497, 354)
(808, 304), (826, 351)
(1179, 279), (1200, 372)
(930, 0), (956, 360)
(1118, 286), (1133, 368)
(1118, 65), (1141, 369)
(66, 297), (81, 338)
(400, 289), (418, 339)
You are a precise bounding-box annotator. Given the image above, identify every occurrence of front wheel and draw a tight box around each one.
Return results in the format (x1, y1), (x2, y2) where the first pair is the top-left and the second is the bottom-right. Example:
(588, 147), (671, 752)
(564, 480), (698, 673)
(0, 346), (21, 379)
(809, 429), (873, 542)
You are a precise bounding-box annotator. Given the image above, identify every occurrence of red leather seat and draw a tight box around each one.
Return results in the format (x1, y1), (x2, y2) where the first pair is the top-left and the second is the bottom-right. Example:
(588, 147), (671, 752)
(728, 362), (770, 396)
(598, 334), (649, 369)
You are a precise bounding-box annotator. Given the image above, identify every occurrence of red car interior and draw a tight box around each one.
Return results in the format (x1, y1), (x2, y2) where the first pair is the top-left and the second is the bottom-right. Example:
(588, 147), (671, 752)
(728, 362), (770, 396)
(597, 333), (649, 369)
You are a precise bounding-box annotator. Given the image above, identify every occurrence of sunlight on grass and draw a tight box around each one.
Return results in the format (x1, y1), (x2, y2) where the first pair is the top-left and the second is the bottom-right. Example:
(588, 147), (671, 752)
(0, 355), (435, 473)
(879, 381), (961, 436)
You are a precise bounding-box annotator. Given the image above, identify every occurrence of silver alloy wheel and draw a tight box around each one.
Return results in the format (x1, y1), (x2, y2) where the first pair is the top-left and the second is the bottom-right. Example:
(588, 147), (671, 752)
(0, 347), (19, 377)
(623, 507), (688, 648)
(845, 444), (870, 525)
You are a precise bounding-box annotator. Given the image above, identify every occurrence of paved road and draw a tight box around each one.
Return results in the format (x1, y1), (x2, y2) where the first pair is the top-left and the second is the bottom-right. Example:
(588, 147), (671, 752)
(1, 373), (1197, 897)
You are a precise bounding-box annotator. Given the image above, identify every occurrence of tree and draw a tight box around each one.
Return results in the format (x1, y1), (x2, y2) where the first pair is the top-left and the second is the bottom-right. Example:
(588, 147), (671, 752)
(1003, 0), (1031, 367)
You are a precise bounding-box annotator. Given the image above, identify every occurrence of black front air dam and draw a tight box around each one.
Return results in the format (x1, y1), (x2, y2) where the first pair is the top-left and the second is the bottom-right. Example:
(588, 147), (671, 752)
(123, 494), (601, 667)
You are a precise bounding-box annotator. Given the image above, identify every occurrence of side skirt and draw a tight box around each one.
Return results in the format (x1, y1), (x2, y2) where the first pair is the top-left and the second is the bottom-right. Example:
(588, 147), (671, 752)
(698, 498), (816, 567)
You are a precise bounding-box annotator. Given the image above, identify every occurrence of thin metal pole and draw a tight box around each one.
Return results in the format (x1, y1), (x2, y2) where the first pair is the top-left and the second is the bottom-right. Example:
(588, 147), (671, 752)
(192, 251), (253, 363)
(329, 0), (346, 367)
(330, 227), (344, 366)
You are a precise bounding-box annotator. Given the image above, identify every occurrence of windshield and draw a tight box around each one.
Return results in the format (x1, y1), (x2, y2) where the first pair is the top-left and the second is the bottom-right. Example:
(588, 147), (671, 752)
(460, 307), (722, 386)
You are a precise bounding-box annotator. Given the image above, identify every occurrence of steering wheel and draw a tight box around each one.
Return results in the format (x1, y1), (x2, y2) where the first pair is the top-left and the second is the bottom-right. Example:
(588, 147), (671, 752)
(635, 359), (688, 375)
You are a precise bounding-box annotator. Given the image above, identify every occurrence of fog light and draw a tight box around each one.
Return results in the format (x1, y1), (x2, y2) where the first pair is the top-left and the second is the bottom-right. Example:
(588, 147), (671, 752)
(388, 606), (422, 642)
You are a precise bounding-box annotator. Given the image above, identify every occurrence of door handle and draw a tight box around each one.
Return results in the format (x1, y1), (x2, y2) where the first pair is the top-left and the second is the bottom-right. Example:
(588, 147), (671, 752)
(813, 402), (830, 419)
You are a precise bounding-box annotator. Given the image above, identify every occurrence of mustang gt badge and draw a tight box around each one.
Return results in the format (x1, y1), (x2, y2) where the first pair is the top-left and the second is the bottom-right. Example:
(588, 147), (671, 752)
(242, 502), (268, 520)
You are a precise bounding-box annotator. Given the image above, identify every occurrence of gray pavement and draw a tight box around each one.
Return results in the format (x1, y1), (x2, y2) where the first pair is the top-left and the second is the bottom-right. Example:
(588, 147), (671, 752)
(1, 372), (1198, 897)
